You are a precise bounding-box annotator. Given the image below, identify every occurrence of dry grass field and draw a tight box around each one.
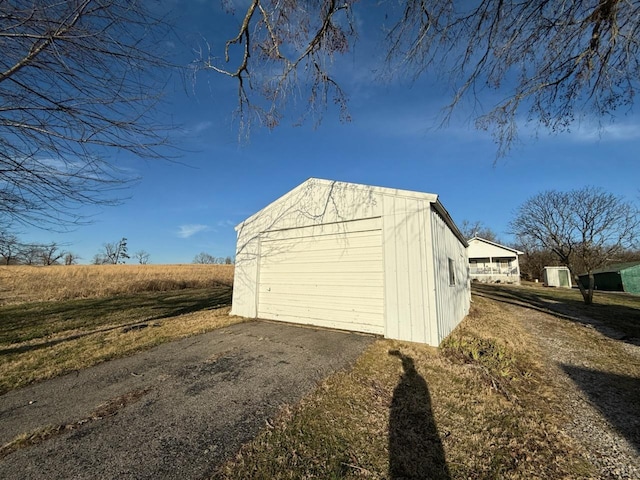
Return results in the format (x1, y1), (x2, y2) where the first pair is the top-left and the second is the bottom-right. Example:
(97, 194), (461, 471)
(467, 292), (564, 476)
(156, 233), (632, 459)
(0, 264), (234, 305)
(0, 264), (238, 393)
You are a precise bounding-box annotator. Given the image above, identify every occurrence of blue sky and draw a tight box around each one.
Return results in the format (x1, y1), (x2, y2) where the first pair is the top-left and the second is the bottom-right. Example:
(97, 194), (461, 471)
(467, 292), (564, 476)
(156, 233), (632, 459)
(18, 1), (640, 264)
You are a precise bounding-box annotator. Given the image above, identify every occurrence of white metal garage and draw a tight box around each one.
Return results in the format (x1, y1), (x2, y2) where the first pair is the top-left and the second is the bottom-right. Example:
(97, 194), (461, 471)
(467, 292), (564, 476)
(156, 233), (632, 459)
(258, 217), (385, 334)
(231, 178), (470, 346)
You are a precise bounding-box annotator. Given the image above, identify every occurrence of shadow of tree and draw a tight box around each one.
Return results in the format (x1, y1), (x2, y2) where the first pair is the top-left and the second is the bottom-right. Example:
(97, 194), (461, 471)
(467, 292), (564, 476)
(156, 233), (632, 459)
(472, 283), (640, 346)
(388, 350), (450, 480)
(561, 364), (640, 454)
(0, 287), (232, 355)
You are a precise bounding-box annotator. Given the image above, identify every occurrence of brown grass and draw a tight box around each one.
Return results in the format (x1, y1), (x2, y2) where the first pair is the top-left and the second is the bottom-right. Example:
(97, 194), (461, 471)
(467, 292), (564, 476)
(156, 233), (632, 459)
(215, 296), (595, 479)
(0, 264), (234, 305)
(0, 285), (239, 394)
(474, 282), (640, 339)
(1, 305), (242, 394)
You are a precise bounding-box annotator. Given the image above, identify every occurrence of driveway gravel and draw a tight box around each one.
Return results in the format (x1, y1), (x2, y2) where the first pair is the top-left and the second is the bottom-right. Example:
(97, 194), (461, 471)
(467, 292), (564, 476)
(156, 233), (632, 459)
(506, 303), (640, 479)
(0, 320), (374, 480)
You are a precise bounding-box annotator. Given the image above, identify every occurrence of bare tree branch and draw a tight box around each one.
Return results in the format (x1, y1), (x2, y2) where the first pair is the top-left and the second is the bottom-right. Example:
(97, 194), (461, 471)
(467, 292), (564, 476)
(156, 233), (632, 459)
(0, 0), (174, 230)
(510, 187), (639, 304)
(194, 0), (356, 137)
(204, 1), (640, 156)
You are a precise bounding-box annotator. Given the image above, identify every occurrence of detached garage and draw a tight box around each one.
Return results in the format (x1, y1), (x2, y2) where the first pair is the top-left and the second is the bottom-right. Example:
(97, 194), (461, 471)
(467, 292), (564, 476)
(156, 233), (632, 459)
(231, 178), (470, 346)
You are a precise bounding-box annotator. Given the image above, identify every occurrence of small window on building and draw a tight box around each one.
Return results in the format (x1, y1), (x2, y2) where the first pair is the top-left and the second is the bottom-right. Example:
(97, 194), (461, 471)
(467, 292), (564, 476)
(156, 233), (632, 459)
(448, 258), (456, 286)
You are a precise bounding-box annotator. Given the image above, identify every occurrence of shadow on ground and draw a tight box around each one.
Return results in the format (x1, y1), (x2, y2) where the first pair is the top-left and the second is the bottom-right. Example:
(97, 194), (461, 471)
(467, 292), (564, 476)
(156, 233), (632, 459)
(561, 364), (640, 454)
(0, 286), (232, 355)
(472, 283), (640, 345)
(388, 350), (450, 480)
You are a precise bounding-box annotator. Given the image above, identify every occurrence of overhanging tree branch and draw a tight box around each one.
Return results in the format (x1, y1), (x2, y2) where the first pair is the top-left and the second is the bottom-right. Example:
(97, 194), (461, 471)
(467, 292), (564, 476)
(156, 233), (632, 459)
(203, 1), (640, 156)
(0, 0), (175, 230)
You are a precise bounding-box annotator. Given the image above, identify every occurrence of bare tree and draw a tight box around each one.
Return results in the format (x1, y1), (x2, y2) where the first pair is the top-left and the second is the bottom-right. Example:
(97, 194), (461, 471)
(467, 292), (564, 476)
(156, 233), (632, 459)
(203, 1), (640, 154)
(19, 243), (45, 265)
(99, 237), (130, 264)
(0, 232), (21, 265)
(459, 220), (499, 242)
(40, 242), (66, 265)
(193, 252), (217, 264)
(0, 0), (172, 230)
(64, 252), (80, 265)
(134, 250), (150, 265)
(510, 187), (639, 304)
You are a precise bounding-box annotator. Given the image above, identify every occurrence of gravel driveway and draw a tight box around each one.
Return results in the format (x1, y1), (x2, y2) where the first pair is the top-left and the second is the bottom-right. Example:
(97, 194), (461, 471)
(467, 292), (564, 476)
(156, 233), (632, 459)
(0, 320), (374, 480)
(503, 302), (640, 479)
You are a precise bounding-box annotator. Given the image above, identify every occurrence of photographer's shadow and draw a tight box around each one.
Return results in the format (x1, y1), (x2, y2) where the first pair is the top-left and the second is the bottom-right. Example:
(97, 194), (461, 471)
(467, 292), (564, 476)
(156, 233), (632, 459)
(388, 350), (450, 480)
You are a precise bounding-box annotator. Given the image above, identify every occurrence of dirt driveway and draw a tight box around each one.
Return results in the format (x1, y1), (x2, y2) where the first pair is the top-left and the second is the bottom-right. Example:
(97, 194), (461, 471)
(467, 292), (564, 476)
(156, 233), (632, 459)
(0, 320), (374, 479)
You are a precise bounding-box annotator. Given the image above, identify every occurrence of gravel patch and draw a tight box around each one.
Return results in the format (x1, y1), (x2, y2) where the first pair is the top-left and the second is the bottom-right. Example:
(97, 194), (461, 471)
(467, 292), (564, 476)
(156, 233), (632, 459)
(507, 304), (640, 480)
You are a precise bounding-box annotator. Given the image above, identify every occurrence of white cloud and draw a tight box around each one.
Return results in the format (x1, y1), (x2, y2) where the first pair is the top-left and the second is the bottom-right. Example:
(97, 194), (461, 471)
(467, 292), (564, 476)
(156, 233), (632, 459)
(569, 122), (640, 142)
(177, 224), (210, 238)
(216, 219), (236, 228)
(192, 121), (213, 134)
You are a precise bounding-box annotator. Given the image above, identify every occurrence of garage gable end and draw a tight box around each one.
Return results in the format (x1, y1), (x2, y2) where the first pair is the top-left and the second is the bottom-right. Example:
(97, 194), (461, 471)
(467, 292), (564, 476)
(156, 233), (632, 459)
(231, 178), (469, 346)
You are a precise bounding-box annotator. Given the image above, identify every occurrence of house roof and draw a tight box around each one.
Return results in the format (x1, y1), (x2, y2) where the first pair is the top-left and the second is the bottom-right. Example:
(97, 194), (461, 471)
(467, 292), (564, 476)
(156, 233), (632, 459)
(579, 260), (640, 276)
(235, 178), (468, 247)
(467, 236), (524, 255)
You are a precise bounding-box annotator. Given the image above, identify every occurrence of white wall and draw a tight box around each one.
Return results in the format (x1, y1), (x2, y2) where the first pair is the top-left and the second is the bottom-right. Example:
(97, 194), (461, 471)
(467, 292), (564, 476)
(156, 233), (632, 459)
(430, 208), (471, 344)
(232, 179), (384, 318)
(468, 239), (518, 259)
(232, 178), (469, 346)
(381, 194), (433, 344)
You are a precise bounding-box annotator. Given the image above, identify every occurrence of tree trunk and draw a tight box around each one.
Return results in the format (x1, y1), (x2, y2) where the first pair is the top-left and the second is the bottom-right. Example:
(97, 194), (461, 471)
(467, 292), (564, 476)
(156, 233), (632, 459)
(571, 267), (594, 305)
(574, 271), (594, 305)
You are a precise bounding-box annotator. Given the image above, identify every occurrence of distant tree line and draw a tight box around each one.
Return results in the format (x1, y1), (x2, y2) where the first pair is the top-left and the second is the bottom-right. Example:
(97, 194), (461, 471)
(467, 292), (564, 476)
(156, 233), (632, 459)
(0, 233), (153, 266)
(516, 245), (640, 283)
(193, 252), (234, 265)
(0, 232), (78, 266)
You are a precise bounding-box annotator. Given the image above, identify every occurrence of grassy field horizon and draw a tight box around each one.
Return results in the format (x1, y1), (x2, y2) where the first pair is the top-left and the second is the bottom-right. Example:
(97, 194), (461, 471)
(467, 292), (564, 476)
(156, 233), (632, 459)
(0, 264), (234, 305)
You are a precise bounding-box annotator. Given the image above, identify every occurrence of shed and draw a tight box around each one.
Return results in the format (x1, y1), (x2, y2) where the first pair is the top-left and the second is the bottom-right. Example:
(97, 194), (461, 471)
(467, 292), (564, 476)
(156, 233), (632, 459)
(231, 178), (470, 346)
(543, 266), (572, 288)
(467, 237), (523, 284)
(578, 261), (640, 294)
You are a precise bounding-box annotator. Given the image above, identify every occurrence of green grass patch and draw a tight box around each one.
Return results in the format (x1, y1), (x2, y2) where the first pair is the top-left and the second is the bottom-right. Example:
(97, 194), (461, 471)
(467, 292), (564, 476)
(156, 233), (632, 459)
(0, 287), (231, 345)
(0, 286), (239, 394)
(474, 282), (640, 339)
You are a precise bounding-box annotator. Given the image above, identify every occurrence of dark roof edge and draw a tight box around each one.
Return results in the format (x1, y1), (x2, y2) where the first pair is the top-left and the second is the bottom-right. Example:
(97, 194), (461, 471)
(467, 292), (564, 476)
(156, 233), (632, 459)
(431, 199), (468, 248)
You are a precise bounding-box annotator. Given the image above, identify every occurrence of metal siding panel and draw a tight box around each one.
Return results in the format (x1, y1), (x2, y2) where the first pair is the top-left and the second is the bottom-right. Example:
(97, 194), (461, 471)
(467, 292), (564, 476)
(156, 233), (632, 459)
(621, 266), (640, 294)
(383, 195), (400, 339)
(257, 218), (384, 333)
(424, 207), (438, 346)
(407, 200), (426, 343)
(431, 209), (470, 345)
(230, 236), (259, 318)
(395, 197), (412, 341)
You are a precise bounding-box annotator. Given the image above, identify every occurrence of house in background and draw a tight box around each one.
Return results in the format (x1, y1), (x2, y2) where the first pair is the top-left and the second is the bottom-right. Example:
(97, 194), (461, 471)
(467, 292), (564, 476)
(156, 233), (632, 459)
(578, 261), (640, 294)
(543, 266), (572, 288)
(467, 237), (523, 284)
(231, 178), (471, 347)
